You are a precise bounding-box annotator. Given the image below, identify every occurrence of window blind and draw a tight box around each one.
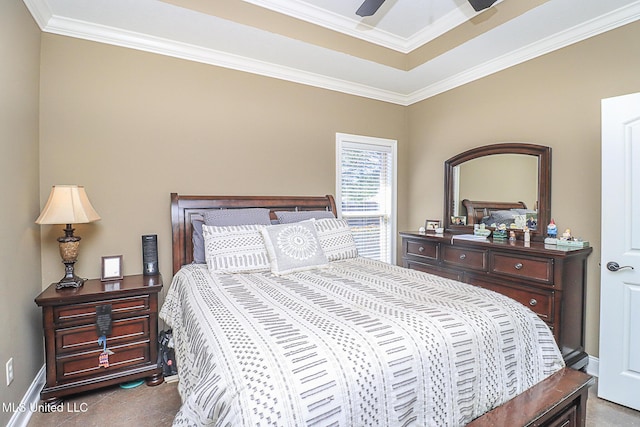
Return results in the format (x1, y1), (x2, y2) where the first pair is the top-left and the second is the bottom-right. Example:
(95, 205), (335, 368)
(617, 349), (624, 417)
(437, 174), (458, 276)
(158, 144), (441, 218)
(337, 136), (396, 263)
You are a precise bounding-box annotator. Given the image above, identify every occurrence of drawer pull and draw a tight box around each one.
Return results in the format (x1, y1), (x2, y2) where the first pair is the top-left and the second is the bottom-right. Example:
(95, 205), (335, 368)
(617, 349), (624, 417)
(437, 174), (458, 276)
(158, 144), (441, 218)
(459, 254), (467, 260)
(529, 299), (538, 307)
(418, 246), (425, 253)
(514, 263), (523, 270)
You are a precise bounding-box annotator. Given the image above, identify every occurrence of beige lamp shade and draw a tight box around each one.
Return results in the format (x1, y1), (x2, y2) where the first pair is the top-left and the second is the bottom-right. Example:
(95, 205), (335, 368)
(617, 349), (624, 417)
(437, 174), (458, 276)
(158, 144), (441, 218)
(36, 185), (101, 225)
(36, 185), (100, 289)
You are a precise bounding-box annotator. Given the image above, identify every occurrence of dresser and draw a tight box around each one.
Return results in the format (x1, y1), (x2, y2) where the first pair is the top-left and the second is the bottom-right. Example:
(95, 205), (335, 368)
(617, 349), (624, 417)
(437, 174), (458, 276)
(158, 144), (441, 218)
(35, 274), (164, 404)
(400, 231), (593, 370)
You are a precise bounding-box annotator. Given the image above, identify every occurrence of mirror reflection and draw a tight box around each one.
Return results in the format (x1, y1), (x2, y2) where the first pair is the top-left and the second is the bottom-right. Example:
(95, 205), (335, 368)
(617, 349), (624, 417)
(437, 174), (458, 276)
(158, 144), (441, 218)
(454, 154), (538, 229)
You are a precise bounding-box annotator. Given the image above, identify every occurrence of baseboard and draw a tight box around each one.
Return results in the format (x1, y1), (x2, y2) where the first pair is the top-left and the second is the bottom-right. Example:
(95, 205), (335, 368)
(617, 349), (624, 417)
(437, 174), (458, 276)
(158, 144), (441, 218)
(586, 355), (599, 377)
(7, 365), (45, 427)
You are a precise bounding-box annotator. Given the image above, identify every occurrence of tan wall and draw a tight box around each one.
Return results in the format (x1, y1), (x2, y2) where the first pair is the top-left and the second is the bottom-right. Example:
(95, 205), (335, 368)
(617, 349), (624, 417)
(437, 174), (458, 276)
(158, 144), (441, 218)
(38, 34), (409, 300)
(407, 20), (640, 357)
(0, 1), (42, 423)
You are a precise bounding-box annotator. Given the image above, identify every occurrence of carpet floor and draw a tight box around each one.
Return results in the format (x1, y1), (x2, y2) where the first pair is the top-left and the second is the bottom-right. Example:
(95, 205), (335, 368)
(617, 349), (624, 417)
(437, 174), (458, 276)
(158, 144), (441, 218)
(27, 377), (640, 426)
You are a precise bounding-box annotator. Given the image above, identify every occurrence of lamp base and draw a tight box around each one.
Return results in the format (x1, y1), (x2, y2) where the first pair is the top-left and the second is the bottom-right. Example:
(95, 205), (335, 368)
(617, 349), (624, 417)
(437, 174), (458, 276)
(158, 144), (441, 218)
(56, 276), (85, 290)
(55, 260), (86, 290)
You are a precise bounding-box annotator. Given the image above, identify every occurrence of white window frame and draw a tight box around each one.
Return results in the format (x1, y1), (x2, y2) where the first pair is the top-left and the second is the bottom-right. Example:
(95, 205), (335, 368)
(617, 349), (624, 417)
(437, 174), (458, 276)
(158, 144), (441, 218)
(336, 133), (397, 264)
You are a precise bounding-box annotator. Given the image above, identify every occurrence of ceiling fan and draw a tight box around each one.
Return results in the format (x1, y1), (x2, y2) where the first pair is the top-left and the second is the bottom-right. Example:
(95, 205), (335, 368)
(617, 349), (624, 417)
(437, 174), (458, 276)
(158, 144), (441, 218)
(356, 0), (499, 17)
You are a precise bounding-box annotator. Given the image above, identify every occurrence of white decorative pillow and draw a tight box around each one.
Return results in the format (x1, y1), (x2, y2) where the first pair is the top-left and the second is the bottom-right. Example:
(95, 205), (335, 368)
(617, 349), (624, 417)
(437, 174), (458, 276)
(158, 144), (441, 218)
(261, 220), (328, 275)
(202, 224), (270, 274)
(314, 218), (359, 261)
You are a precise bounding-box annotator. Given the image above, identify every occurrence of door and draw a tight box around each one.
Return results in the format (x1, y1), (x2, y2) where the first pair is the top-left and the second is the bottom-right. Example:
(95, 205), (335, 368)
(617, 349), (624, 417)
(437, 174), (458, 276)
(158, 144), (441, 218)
(599, 92), (640, 410)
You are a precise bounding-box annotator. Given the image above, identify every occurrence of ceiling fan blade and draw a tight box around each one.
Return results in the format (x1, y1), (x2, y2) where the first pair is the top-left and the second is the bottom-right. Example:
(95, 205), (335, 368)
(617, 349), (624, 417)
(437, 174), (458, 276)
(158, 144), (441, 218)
(356, 0), (385, 17)
(468, 0), (498, 12)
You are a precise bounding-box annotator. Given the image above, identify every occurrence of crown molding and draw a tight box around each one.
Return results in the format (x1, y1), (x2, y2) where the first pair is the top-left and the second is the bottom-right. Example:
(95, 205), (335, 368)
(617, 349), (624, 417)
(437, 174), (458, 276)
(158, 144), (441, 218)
(405, 0), (640, 104)
(23, 0), (640, 106)
(40, 13), (410, 105)
(22, 0), (52, 29)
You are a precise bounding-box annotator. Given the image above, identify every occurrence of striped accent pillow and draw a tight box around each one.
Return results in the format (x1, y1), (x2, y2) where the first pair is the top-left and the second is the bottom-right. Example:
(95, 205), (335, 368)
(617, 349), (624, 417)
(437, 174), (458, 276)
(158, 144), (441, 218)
(314, 218), (359, 261)
(202, 224), (270, 274)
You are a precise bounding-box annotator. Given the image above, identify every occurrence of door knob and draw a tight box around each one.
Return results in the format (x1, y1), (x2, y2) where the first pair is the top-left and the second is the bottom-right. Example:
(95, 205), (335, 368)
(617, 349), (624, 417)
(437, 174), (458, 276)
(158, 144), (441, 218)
(606, 261), (634, 272)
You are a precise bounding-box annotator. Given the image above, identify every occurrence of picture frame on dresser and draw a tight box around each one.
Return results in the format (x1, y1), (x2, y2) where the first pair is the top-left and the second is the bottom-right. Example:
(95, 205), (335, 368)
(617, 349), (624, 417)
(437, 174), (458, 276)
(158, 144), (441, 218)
(451, 215), (466, 225)
(425, 219), (441, 231)
(101, 255), (123, 281)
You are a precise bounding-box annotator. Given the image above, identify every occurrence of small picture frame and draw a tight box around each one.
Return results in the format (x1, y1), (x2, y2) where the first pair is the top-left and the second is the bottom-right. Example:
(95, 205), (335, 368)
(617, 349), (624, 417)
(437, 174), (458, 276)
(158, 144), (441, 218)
(425, 219), (441, 231)
(451, 215), (467, 226)
(101, 255), (123, 281)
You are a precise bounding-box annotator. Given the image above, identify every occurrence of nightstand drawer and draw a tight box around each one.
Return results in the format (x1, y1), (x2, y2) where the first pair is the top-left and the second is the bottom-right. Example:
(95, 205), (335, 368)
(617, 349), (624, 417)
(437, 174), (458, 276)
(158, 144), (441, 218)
(471, 277), (554, 321)
(56, 341), (151, 381)
(54, 295), (151, 325)
(491, 253), (554, 284)
(404, 239), (438, 261)
(442, 246), (487, 271)
(56, 315), (150, 354)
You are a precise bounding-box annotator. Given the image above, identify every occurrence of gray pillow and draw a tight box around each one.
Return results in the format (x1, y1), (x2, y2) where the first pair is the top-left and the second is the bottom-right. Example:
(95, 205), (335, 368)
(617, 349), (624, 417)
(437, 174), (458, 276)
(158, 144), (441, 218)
(192, 219), (205, 264)
(261, 220), (328, 275)
(203, 208), (272, 226)
(511, 208), (537, 215)
(275, 210), (335, 224)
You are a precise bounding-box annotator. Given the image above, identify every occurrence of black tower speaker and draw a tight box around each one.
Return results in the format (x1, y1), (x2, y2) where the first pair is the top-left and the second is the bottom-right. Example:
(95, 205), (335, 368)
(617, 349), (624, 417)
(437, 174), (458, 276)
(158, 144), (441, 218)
(142, 234), (159, 276)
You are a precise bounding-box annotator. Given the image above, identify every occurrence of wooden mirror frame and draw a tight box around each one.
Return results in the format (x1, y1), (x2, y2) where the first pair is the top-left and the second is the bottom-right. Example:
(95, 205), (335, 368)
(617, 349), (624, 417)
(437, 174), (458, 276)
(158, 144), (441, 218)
(443, 143), (551, 240)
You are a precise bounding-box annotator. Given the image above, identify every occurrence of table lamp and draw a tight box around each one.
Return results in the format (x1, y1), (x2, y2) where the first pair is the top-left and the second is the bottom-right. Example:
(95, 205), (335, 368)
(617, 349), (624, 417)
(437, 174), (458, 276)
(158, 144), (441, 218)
(36, 185), (101, 289)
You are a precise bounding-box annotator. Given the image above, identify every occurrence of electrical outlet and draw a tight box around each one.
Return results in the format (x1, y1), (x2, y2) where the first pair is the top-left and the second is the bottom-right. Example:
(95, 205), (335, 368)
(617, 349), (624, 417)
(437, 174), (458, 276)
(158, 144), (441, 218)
(6, 358), (14, 386)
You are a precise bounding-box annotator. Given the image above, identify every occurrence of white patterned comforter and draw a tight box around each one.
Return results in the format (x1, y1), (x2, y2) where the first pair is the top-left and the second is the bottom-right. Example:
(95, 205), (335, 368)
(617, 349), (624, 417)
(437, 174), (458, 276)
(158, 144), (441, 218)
(159, 258), (564, 427)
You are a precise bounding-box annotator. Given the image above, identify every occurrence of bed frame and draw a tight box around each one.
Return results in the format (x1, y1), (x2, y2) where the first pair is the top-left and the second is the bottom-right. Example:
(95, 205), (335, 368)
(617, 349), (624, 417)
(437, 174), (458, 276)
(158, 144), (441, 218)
(170, 193), (336, 275)
(168, 192), (593, 426)
(462, 199), (527, 225)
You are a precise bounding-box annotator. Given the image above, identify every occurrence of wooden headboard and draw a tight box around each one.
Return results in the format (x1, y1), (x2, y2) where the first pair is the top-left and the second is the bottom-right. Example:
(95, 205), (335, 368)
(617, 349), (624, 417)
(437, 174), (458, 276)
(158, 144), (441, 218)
(170, 193), (337, 275)
(461, 199), (527, 225)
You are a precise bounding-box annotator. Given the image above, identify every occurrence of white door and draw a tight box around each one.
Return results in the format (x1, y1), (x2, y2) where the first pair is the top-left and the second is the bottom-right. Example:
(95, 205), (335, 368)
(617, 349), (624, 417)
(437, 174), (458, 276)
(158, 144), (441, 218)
(599, 92), (640, 410)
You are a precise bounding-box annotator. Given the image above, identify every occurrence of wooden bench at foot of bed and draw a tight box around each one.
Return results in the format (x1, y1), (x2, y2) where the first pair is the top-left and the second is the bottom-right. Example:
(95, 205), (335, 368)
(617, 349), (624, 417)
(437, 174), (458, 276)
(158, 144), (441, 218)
(468, 368), (594, 427)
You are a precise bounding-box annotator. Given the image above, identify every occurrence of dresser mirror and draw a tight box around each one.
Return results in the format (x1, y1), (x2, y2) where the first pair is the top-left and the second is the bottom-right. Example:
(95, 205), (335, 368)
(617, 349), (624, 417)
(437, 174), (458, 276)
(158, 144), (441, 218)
(444, 143), (551, 239)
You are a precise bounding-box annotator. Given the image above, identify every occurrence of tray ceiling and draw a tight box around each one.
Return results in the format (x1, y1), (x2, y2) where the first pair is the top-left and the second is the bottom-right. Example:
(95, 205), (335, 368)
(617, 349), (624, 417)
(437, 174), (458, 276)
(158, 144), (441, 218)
(23, 0), (640, 105)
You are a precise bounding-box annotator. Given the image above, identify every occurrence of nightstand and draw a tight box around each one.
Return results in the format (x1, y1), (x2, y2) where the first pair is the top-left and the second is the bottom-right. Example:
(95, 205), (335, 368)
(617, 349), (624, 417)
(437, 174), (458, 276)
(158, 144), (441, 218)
(35, 274), (164, 404)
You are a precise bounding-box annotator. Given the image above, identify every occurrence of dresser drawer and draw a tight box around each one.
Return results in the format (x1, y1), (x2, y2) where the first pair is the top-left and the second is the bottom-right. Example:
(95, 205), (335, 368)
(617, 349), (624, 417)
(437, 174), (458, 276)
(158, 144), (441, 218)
(491, 253), (554, 284)
(56, 340), (151, 382)
(471, 277), (554, 322)
(404, 239), (438, 261)
(56, 315), (150, 354)
(54, 295), (151, 326)
(442, 246), (487, 271)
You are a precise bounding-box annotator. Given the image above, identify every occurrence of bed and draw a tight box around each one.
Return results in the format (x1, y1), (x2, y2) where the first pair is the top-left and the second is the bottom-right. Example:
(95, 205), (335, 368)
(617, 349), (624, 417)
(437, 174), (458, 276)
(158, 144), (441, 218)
(161, 193), (592, 426)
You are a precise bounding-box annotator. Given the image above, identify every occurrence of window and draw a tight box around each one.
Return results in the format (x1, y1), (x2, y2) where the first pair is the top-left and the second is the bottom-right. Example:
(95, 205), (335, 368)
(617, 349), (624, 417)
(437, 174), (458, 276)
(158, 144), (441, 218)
(336, 133), (397, 263)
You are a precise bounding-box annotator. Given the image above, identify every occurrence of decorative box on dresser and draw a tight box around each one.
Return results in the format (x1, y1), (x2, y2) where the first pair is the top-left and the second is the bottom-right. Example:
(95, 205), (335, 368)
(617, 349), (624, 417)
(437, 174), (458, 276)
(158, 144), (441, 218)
(400, 231), (593, 370)
(35, 274), (164, 404)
